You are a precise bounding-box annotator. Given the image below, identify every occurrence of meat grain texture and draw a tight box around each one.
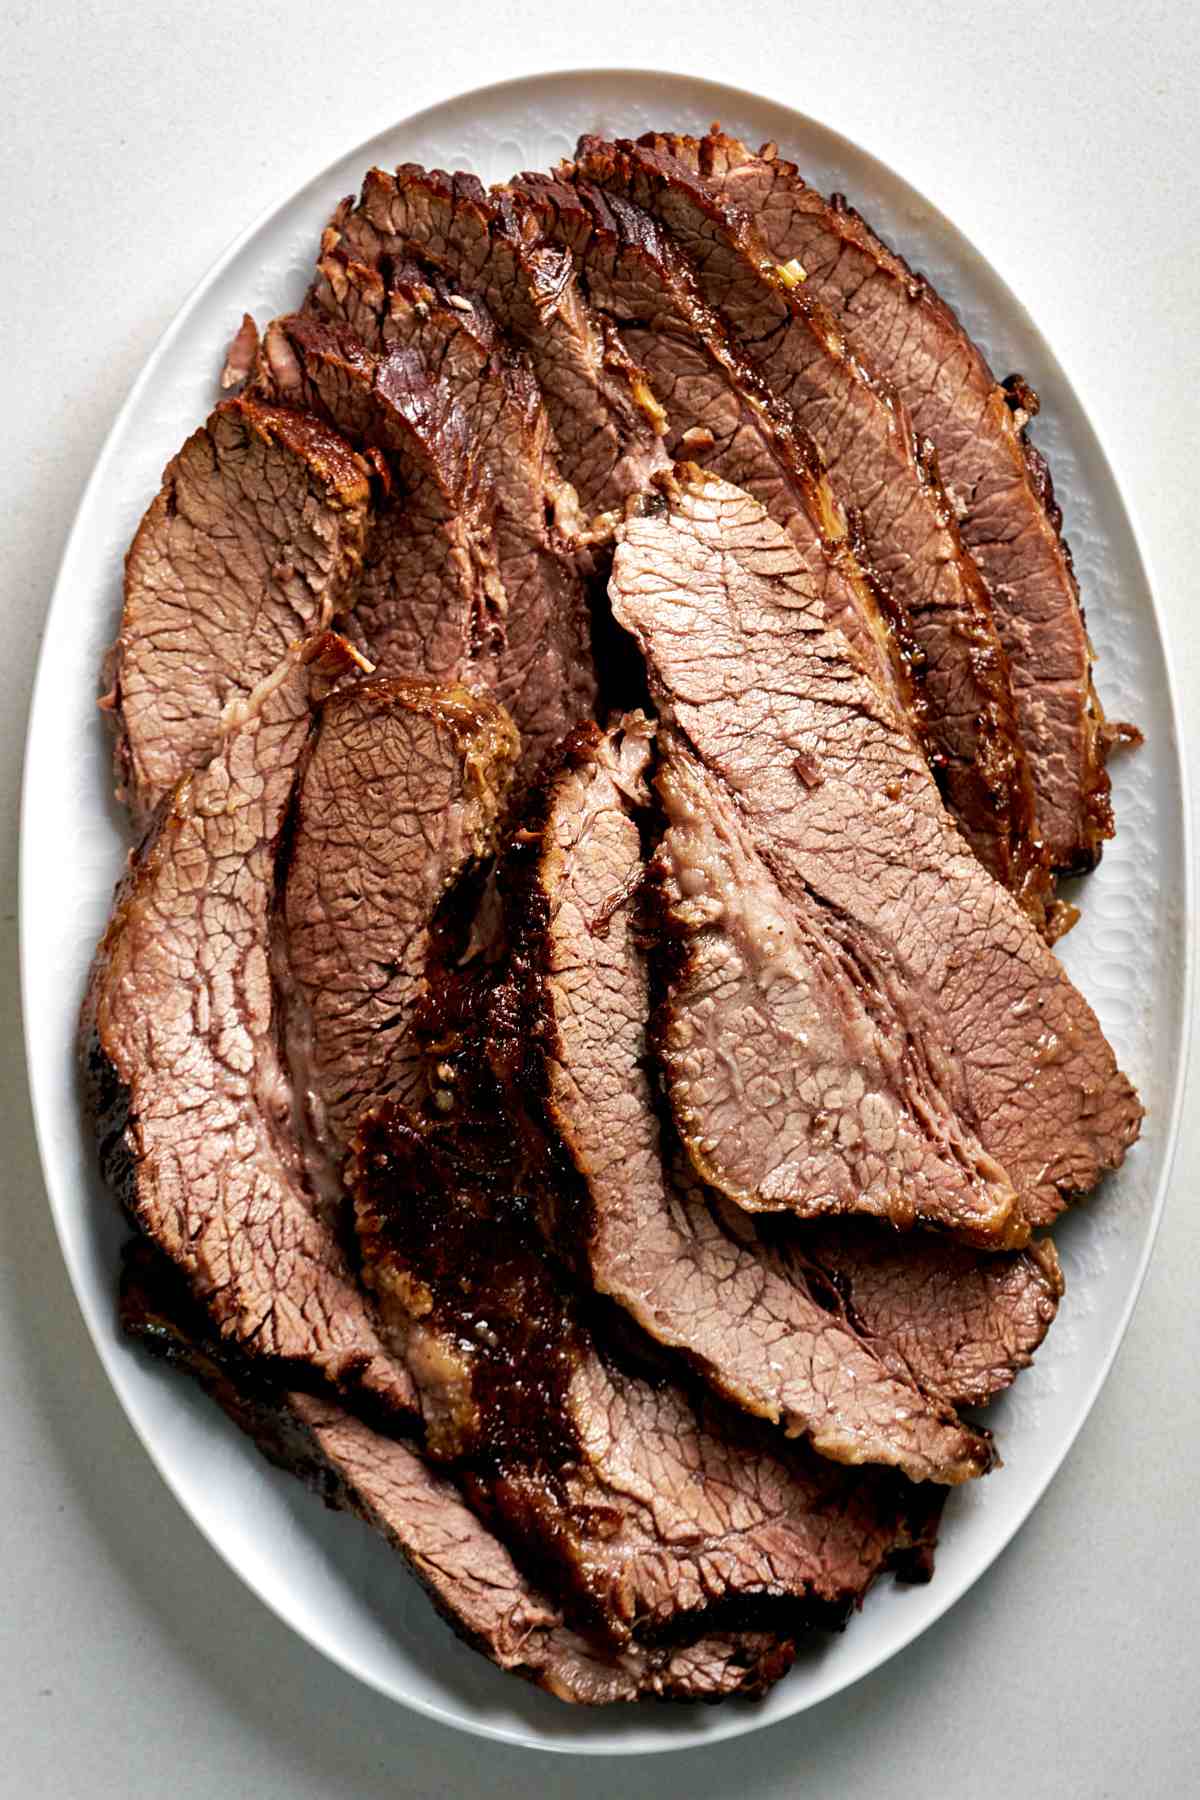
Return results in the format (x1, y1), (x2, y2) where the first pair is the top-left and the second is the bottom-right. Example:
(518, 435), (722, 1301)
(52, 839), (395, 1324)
(352, 1106), (934, 1650)
(82, 123), (1142, 1709)
(120, 1240), (788, 1703)
(284, 676), (518, 1157)
(84, 634), (414, 1416)
(661, 126), (1114, 873)
(320, 164), (669, 515)
(258, 305), (596, 786)
(572, 137), (1056, 925)
(109, 398), (372, 828)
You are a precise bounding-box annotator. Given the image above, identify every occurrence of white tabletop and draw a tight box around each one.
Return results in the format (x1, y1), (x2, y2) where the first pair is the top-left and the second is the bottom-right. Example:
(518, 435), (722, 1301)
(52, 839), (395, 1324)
(3, 4), (1198, 1794)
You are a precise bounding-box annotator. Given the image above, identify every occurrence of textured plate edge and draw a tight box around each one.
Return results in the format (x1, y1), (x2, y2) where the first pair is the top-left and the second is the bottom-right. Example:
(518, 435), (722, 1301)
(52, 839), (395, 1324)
(17, 66), (1195, 1758)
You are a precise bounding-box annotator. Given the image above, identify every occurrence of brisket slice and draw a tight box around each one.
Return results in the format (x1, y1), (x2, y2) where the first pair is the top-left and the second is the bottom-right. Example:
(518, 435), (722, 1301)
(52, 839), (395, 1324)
(220, 313), (260, 391)
(352, 1110), (941, 1648)
(572, 138), (1057, 928)
(316, 164), (668, 514)
(119, 1241), (788, 1703)
(659, 127), (1114, 874)
(506, 714), (992, 1481)
(510, 172), (918, 737)
(282, 675), (518, 1160)
(258, 316), (496, 689)
(652, 763), (1061, 1399)
(653, 741), (1020, 1245)
(259, 308), (595, 783)
(81, 633), (413, 1415)
(107, 397), (371, 829)
(305, 245), (589, 556)
(610, 469), (1142, 1231)
(796, 1223), (1063, 1409)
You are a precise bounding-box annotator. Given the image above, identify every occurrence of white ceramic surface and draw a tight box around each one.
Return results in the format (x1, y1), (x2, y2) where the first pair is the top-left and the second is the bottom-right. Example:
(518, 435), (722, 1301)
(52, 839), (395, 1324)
(19, 69), (1190, 1757)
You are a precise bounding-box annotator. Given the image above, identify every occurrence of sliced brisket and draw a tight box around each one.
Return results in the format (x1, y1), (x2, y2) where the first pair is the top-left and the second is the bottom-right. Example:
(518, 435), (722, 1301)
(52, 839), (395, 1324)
(258, 316), (494, 691)
(508, 715), (993, 1481)
(653, 741), (1020, 1245)
(316, 165), (668, 514)
(572, 137), (1056, 925)
(657, 127), (1114, 873)
(352, 1109), (939, 1647)
(119, 1240), (789, 1703)
(108, 397), (371, 828)
(610, 470), (1142, 1231)
(273, 668), (949, 1580)
(83, 123), (1127, 1712)
(259, 307), (595, 781)
(511, 171), (918, 736)
(283, 675), (518, 1159)
(82, 633), (413, 1414)
(797, 1222), (1063, 1408)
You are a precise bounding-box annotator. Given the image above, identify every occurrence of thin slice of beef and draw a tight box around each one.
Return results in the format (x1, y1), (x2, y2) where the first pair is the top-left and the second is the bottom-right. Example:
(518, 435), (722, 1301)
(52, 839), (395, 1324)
(283, 675), (518, 1161)
(654, 741), (1020, 1244)
(323, 257), (603, 749)
(507, 715), (992, 1481)
(572, 138), (1057, 926)
(82, 633), (413, 1415)
(258, 314), (500, 689)
(795, 1222), (1063, 1408)
(511, 172), (919, 740)
(307, 221), (657, 722)
(303, 246), (589, 555)
(610, 469), (1142, 1231)
(657, 127), (1114, 873)
(275, 671), (919, 1627)
(352, 1109), (941, 1648)
(108, 397), (371, 828)
(259, 309), (595, 782)
(119, 1240), (790, 1703)
(316, 165), (668, 514)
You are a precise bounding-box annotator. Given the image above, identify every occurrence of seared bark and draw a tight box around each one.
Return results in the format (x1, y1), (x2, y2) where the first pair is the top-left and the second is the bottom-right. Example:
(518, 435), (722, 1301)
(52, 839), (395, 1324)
(315, 164), (668, 514)
(119, 1239), (791, 1703)
(509, 716), (994, 1481)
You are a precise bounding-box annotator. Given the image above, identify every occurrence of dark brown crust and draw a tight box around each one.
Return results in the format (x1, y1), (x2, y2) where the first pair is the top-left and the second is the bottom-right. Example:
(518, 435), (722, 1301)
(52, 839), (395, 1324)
(227, 394), (376, 491)
(351, 840), (946, 1639)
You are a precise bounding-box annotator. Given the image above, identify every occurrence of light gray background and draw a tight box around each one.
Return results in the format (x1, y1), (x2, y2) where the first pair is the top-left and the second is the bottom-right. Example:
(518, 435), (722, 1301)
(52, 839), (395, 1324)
(3, 5), (1198, 1795)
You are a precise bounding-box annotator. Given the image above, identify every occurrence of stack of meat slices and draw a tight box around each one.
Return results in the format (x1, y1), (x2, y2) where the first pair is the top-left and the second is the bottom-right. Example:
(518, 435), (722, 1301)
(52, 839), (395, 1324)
(84, 126), (1143, 1706)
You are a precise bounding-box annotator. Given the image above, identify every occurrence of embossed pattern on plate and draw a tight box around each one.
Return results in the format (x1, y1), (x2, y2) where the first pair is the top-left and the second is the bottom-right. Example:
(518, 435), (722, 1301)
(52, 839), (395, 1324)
(20, 71), (1190, 1755)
